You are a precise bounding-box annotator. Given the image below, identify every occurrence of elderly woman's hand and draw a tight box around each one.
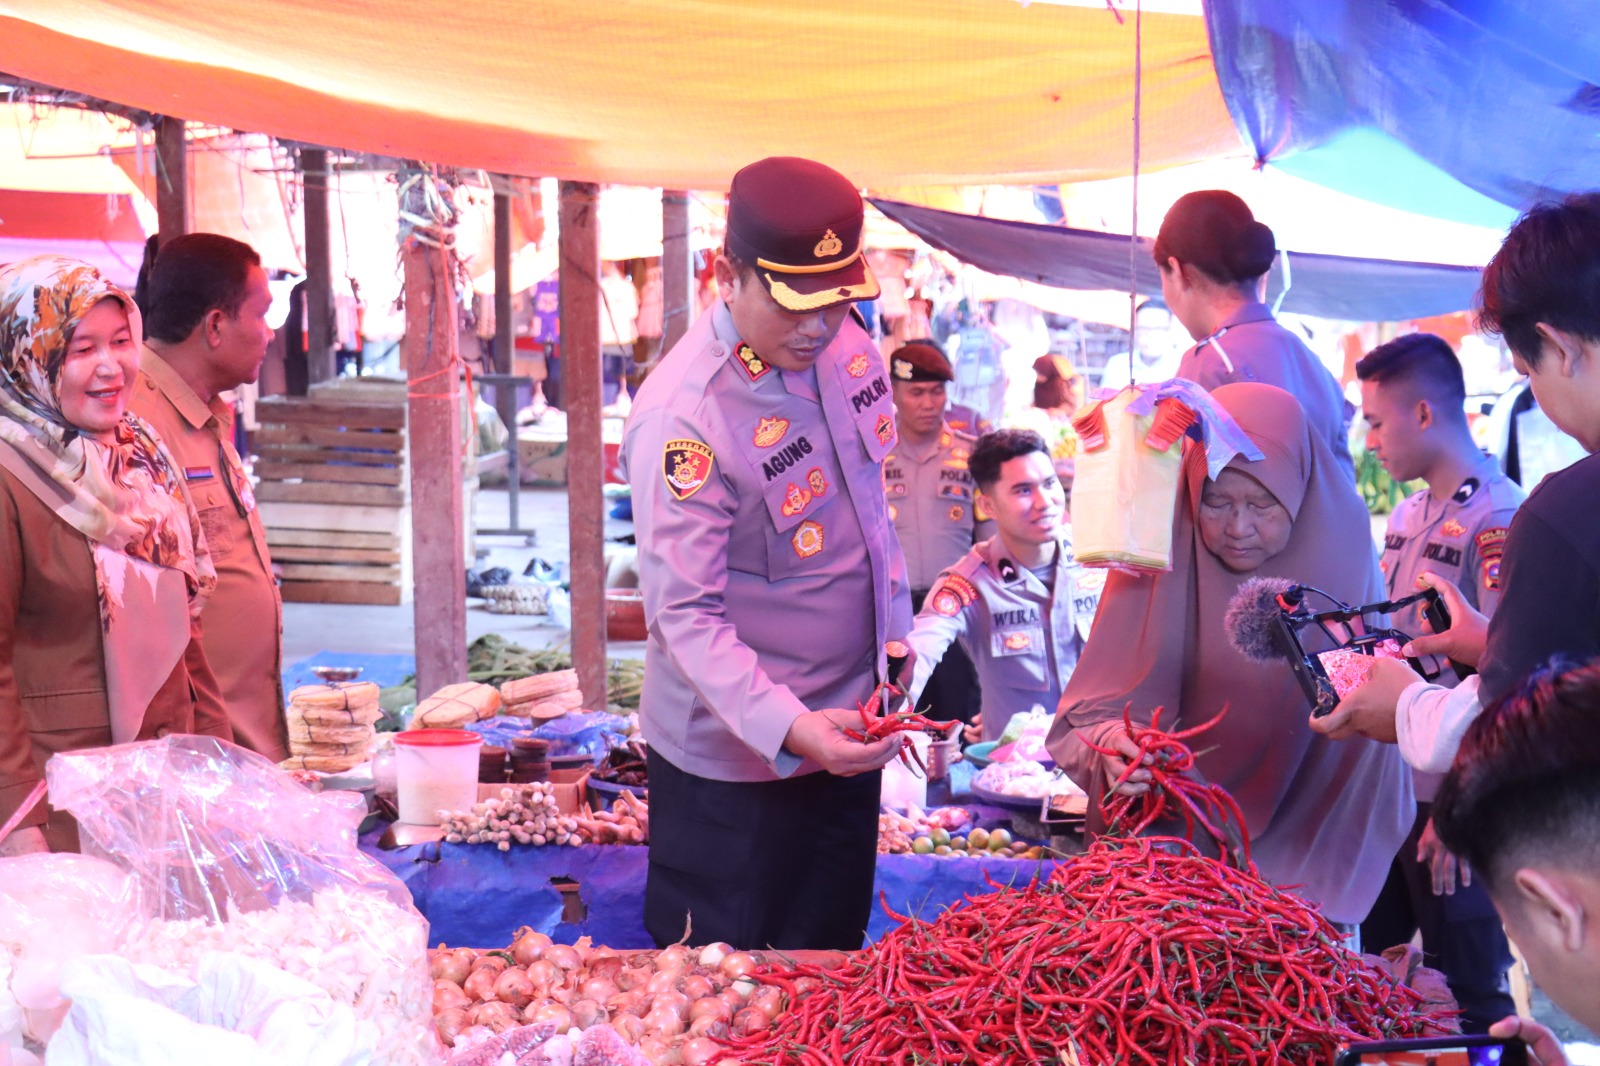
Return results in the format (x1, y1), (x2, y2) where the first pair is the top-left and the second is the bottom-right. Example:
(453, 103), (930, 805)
(1309, 656), (1423, 743)
(1094, 725), (1154, 796)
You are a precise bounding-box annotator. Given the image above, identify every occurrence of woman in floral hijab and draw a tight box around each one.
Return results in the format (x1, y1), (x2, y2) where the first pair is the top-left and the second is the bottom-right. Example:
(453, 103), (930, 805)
(0, 255), (226, 855)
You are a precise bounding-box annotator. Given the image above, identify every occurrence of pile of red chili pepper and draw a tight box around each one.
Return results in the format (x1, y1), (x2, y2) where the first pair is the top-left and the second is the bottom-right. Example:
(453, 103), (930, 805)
(726, 711), (1453, 1065)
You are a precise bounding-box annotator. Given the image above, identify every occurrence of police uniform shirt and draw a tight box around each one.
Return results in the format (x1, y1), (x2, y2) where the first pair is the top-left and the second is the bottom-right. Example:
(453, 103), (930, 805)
(1381, 454), (1523, 800)
(882, 425), (996, 591)
(620, 300), (911, 783)
(903, 535), (1105, 742)
(1381, 454), (1524, 638)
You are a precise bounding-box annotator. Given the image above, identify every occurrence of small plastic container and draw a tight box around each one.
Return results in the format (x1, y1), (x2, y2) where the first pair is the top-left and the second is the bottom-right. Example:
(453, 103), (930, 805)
(394, 728), (483, 825)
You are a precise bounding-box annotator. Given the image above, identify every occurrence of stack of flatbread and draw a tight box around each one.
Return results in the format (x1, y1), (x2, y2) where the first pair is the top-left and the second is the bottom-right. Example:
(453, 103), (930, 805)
(412, 681), (503, 728)
(281, 681), (382, 773)
(500, 670), (585, 719)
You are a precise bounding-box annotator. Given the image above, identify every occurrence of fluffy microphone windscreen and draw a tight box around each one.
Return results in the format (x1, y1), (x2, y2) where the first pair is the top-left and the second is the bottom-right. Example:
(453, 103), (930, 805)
(1224, 576), (1297, 662)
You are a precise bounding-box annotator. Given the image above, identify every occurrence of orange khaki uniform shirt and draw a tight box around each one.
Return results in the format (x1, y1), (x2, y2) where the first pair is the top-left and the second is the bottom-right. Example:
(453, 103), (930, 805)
(132, 347), (288, 760)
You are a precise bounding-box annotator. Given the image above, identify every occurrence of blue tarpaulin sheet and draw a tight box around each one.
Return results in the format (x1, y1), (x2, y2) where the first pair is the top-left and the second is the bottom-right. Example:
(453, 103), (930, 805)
(363, 829), (1057, 949)
(282, 651), (416, 693)
(1205, 0), (1600, 214)
(872, 198), (1483, 321)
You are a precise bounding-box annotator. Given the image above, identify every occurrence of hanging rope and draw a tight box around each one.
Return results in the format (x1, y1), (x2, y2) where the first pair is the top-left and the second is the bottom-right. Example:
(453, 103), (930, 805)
(397, 166), (475, 442)
(1127, 0), (1144, 385)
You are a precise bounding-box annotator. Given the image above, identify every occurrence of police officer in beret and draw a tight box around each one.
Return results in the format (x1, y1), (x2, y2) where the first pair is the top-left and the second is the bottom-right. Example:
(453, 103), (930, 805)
(902, 428), (1104, 744)
(883, 340), (993, 726)
(620, 157), (911, 950)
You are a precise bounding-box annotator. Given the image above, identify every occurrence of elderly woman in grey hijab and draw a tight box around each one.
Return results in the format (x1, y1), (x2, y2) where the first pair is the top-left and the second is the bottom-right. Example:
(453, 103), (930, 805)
(1048, 383), (1411, 927)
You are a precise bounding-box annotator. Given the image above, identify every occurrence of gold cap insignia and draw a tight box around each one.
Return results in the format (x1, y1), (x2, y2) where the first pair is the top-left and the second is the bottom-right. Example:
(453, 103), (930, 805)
(813, 229), (843, 258)
(892, 358), (913, 381)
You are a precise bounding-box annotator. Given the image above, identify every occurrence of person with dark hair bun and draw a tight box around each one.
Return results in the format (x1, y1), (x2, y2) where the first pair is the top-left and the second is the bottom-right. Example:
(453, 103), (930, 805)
(1153, 190), (1356, 482)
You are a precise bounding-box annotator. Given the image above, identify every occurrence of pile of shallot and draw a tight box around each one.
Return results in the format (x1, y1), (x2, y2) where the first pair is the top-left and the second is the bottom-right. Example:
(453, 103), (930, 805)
(431, 932), (806, 1066)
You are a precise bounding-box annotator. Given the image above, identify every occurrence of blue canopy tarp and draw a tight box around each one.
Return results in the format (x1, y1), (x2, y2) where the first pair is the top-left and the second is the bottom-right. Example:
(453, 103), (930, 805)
(871, 198), (1483, 321)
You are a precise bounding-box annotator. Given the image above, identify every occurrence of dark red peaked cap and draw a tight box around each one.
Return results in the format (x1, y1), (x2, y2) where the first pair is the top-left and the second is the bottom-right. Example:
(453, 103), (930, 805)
(724, 156), (879, 313)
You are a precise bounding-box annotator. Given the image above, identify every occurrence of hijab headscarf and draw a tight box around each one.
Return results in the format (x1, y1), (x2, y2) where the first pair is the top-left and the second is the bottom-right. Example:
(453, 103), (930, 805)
(1047, 382), (1411, 923)
(0, 255), (215, 621)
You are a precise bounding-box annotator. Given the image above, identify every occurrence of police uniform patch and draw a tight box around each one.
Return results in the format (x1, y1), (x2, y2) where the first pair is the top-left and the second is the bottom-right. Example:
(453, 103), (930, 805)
(753, 416), (789, 448)
(939, 431), (952, 447)
(875, 413), (895, 446)
(1003, 632), (1032, 651)
(1440, 518), (1467, 539)
(780, 482), (813, 517)
(929, 574), (979, 617)
(1074, 568), (1107, 594)
(938, 483), (970, 500)
(951, 447), (970, 461)
(1476, 526), (1509, 590)
(887, 482), (907, 497)
(792, 520), (824, 558)
(1452, 478), (1481, 505)
(735, 343), (770, 382)
(996, 559), (1019, 583)
(888, 504), (898, 521)
(807, 467), (828, 496)
(948, 505), (964, 522)
(847, 353), (871, 378)
(662, 439), (714, 501)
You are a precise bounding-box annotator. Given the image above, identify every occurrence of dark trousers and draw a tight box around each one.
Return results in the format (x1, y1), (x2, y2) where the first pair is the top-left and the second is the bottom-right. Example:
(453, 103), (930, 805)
(910, 588), (981, 725)
(1361, 804), (1517, 1033)
(644, 748), (881, 951)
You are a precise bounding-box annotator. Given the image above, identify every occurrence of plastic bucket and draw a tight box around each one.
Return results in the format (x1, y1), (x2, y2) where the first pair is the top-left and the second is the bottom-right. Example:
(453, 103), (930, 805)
(394, 728), (483, 825)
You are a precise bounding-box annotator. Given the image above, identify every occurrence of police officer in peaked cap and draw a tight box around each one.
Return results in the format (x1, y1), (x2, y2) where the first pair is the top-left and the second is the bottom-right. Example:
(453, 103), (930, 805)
(883, 340), (991, 727)
(619, 157), (912, 950)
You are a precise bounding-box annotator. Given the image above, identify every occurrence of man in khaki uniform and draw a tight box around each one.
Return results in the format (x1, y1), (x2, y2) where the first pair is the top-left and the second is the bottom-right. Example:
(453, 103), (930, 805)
(133, 233), (287, 759)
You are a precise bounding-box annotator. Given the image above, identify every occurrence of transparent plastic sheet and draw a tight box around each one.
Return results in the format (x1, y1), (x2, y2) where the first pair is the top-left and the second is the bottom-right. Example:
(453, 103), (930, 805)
(45, 736), (441, 1065)
(1071, 381), (1263, 574)
(0, 854), (136, 1055)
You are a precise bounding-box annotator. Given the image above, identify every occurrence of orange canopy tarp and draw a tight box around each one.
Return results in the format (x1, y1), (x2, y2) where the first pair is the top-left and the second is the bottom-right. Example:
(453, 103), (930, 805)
(0, 0), (1237, 188)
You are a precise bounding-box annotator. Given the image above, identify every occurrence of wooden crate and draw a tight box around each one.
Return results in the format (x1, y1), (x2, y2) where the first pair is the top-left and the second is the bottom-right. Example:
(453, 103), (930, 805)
(255, 379), (475, 605)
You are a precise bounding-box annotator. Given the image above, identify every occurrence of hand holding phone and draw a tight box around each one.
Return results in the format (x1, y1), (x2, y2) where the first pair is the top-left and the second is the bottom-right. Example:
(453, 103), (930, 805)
(1336, 1035), (1528, 1066)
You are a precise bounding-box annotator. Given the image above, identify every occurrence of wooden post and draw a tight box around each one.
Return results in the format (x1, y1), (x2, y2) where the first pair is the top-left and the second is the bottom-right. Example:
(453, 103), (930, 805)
(154, 117), (187, 247)
(661, 190), (694, 352)
(302, 148), (337, 385)
(559, 181), (608, 709)
(493, 186), (521, 530)
(401, 175), (468, 697)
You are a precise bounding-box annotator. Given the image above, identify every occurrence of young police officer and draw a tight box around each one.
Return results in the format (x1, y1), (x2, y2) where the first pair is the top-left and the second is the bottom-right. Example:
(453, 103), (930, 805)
(620, 158), (909, 951)
(1355, 333), (1522, 1031)
(901, 429), (1103, 743)
(883, 341), (993, 725)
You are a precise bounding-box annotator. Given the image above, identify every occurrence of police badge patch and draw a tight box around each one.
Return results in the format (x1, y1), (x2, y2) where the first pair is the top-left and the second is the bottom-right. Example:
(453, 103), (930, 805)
(792, 520), (825, 558)
(780, 482), (813, 517)
(807, 467), (828, 496)
(753, 416), (789, 448)
(875, 413), (895, 446)
(662, 439), (714, 501)
(1003, 632), (1032, 651)
(1476, 526), (1509, 590)
(1440, 518), (1467, 539)
(929, 574), (978, 616)
(948, 505), (964, 522)
(847, 353), (871, 378)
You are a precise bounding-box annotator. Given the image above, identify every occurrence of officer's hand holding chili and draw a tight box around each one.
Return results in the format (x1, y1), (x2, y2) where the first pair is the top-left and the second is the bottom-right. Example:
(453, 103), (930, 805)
(784, 709), (903, 776)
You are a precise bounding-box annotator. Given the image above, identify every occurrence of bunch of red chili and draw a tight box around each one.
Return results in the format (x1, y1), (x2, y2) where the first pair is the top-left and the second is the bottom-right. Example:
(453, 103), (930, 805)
(844, 682), (960, 776)
(1086, 703), (1253, 864)
(726, 712), (1454, 1065)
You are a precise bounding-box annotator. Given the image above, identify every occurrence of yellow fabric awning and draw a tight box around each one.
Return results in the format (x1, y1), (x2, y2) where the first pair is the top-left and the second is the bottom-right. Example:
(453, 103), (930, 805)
(0, 1), (1238, 188)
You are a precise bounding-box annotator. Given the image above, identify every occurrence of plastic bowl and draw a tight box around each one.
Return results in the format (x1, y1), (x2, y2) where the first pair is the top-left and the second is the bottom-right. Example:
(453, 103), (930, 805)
(965, 740), (1000, 769)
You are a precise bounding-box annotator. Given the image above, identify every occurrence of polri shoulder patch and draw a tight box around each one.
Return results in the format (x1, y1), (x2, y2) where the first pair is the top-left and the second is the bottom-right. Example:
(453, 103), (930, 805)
(1476, 526), (1509, 591)
(662, 439), (715, 501)
(929, 574), (978, 617)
